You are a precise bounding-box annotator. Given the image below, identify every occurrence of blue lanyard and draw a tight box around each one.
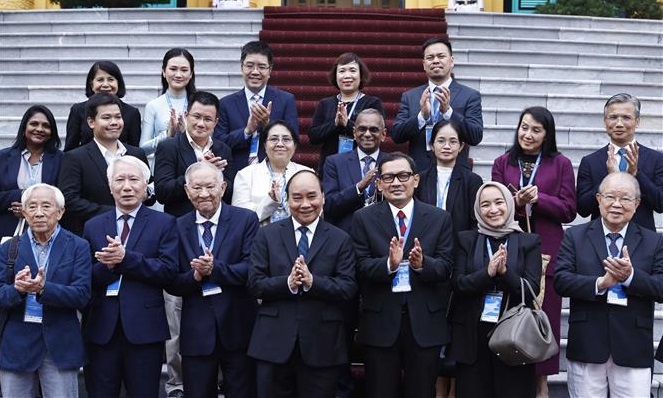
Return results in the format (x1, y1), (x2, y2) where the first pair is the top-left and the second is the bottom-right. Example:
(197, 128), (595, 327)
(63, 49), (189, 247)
(165, 92), (188, 117)
(266, 161), (286, 207)
(337, 91), (362, 120)
(29, 225), (60, 272)
(431, 86), (440, 123)
(485, 236), (508, 261)
(518, 152), (542, 188)
(436, 177), (451, 210)
(394, 207), (414, 243)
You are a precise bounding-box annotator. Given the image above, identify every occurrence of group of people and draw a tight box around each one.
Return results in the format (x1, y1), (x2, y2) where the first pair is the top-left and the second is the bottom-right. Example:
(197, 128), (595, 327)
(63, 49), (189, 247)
(0, 35), (661, 398)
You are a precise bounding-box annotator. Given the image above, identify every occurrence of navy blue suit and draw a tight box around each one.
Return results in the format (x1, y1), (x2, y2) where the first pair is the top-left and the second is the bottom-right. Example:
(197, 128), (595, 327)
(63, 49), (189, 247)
(154, 133), (234, 217)
(0, 147), (62, 236)
(214, 86), (298, 172)
(58, 141), (149, 235)
(82, 205), (179, 397)
(323, 149), (385, 234)
(577, 143), (663, 232)
(0, 227), (91, 372)
(167, 204), (259, 398)
(390, 81), (483, 172)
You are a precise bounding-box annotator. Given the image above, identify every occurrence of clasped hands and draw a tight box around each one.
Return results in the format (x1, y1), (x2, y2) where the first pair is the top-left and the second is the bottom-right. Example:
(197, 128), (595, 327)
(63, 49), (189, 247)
(419, 86), (450, 121)
(14, 266), (44, 294)
(388, 237), (423, 272)
(487, 243), (507, 277)
(191, 248), (214, 282)
(514, 184), (538, 207)
(167, 108), (186, 137)
(288, 255), (312, 291)
(245, 101), (273, 134)
(94, 235), (126, 270)
(607, 142), (638, 175)
(598, 245), (633, 291)
(335, 101), (349, 127)
(202, 150), (228, 171)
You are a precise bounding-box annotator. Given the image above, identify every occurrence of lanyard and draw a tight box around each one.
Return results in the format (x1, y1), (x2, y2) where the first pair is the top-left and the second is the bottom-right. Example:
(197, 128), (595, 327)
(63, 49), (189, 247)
(431, 86), (441, 124)
(518, 152), (542, 188)
(485, 236), (508, 261)
(30, 225), (60, 272)
(337, 91), (362, 120)
(266, 161), (287, 207)
(165, 92), (188, 117)
(436, 176), (451, 210)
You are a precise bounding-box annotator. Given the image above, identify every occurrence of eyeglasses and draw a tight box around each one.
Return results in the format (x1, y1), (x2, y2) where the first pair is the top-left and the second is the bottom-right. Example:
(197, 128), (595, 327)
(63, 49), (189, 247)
(242, 62), (271, 72)
(597, 193), (637, 205)
(267, 136), (294, 145)
(355, 126), (382, 134)
(380, 172), (414, 183)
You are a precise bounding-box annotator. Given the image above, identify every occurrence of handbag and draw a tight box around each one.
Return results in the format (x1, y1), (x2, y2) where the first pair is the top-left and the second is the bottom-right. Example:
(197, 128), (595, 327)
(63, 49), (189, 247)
(0, 234), (20, 339)
(1, 218), (25, 244)
(487, 278), (559, 366)
(524, 211), (551, 304)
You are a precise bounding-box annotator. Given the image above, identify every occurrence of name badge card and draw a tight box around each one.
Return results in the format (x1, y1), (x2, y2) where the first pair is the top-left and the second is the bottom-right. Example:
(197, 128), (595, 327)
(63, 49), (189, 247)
(249, 135), (259, 158)
(425, 125), (434, 151)
(480, 291), (503, 323)
(24, 293), (43, 324)
(607, 285), (628, 306)
(392, 260), (412, 293)
(338, 136), (354, 154)
(106, 275), (122, 297)
(202, 282), (222, 297)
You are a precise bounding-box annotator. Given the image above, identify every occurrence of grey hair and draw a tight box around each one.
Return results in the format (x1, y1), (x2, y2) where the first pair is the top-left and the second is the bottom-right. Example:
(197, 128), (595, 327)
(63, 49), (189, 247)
(598, 172), (641, 199)
(604, 93), (641, 119)
(355, 108), (385, 129)
(106, 156), (150, 184)
(184, 161), (224, 185)
(21, 183), (65, 209)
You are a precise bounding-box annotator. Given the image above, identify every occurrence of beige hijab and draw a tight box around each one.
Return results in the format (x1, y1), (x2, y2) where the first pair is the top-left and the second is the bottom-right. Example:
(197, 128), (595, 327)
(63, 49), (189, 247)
(474, 181), (523, 239)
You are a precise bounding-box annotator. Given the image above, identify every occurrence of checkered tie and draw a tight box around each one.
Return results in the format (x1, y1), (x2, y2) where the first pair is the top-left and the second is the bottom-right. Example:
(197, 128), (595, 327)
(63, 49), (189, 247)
(202, 221), (214, 249)
(297, 226), (309, 259)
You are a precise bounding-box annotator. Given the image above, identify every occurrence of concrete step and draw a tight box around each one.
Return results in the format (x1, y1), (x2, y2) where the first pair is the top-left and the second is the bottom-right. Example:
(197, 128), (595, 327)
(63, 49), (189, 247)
(0, 31), (257, 46)
(0, 58), (241, 73)
(0, 44), (250, 59)
(0, 8), (263, 22)
(0, 19), (262, 33)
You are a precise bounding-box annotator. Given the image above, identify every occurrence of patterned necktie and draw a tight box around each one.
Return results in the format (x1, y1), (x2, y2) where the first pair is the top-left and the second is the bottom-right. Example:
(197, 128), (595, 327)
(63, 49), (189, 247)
(607, 233), (621, 257)
(120, 214), (131, 245)
(202, 221), (214, 249)
(397, 211), (407, 237)
(617, 148), (627, 172)
(430, 86), (441, 122)
(362, 156), (374, 197)
(297, 226), (309, 259)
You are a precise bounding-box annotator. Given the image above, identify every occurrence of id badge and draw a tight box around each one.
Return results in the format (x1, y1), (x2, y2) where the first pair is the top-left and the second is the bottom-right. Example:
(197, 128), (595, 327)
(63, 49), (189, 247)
(391, 261), (412, 293)
(607, 284), (628, 306)
(106, 275), (122, 297)
(202, 282), (222, 297)
(249, 135), (259, 158)
(425, 125), (434, 151)
(480, 291), (503, 323)
(24, 293), (43, 324)
(270, 206), (289, 223)
(338, 136), (354, 154)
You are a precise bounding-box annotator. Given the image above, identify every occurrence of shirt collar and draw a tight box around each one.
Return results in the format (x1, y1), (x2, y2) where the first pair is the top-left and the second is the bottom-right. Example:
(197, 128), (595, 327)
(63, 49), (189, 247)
(115, 204), (141, 221)
(387, 198), (414, 220)
(195, 204), (222, 226)
(292, 216), (320, 237)
(601, 219), (629, 238)
(357, 147), (379, 162)
(428, 77), (452, 92)
(28, 224), (60, 246)
(245, 86), (267, 103)
(186, 131), (212, 153)
(611, 140), (636, 154)
(94, 138), (127, 158)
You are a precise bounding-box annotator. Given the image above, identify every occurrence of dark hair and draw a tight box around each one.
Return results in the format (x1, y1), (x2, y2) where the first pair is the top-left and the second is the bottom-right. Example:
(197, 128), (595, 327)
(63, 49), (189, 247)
(259, 120), (299, 146)
(429, 119), (467, 148)
(507, 106), (559, 165)
(378, 152), (418, 175)
(13, 105), (61, 152)
(187, 91), (219, 113)
(160, 48), (196, 95)
(422, 37), (452, 57)
(85, 61), (126, 98)
(240, 41), (274, 66)
(604, 93), (641, 118)
(85, 93), (122, 120)
(327, 52), (371, 90)
(285, 170), (323, 198)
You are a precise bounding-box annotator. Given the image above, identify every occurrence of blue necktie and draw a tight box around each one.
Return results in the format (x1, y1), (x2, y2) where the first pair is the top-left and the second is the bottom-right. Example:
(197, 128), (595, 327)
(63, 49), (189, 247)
(362, 156), (374, 198)
(607, 233), (621, 257)
(297, 226), (309, 259)
(202, 221), (214, 249)
(617, 148), (627, 172)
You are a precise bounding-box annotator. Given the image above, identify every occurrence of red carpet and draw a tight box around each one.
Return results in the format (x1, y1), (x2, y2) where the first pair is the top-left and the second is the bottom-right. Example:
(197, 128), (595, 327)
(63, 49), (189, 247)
(259, 6), (448, 167)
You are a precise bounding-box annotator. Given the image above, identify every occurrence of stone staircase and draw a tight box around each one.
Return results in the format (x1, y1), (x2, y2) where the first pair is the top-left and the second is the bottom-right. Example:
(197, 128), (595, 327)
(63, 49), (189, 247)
(0, 8), (662, 397)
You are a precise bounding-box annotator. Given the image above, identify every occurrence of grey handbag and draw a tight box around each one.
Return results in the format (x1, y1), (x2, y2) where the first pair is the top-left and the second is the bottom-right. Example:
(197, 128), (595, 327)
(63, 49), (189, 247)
(487, 278), (559, 366)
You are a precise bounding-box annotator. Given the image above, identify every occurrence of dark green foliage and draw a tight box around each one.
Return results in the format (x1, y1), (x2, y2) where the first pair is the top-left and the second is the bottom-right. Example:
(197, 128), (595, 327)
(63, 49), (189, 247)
(536, 0), (663, 20)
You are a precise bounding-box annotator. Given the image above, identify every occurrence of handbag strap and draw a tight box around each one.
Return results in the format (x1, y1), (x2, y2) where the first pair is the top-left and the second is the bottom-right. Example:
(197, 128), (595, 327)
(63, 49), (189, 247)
(520, 278), (541, 310)
(6, 235), (19, 283)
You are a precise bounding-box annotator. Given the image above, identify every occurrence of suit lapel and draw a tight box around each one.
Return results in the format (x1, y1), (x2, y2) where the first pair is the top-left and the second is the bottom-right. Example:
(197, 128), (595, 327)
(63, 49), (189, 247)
(280, 218), (297, 265)
(622, 222), (642, 258)
(178, 133), (198, 166)
(346, 150), (362, 185)
(42, 151), (58, 185)
(306, 220), (327, 265)
(85, 143), (109, 182)
(45, 230), (69, 280)
(375, 201), (398, 240)
(182, 212), (203, 257)
(6, 149), (21, 186)
(588, 218), (609, 266)
(445, 166), (462, 210)
(212, 205), (231, 255)
(505, 232), (520, 273)
(235, 89), (250, 122)
(18, 233), (37, 273)
(124, 206), (149, 250)
(405, 201), (428, 251)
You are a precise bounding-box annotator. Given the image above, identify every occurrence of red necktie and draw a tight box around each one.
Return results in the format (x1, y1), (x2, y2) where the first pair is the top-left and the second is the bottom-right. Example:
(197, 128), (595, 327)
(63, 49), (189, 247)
(397, 211), (407, 237)
(120, 214), (131, 245)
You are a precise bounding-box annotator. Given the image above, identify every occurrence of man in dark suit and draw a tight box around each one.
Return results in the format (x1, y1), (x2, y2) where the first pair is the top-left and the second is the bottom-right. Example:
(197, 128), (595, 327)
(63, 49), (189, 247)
(351, 152), (454, 398)
(155, 90), (234, 217)
(166, 161), (259, 398)
(82, 156), (179, 397)
(0, 184), (91, 397)
(248, 170), (357, 398)
(323, 108), (386, 234)
(58, 92), (150, 236)
(577, 93), (663, 232)
(390, 38), (483, 172)
(554, 172), (663, 397)
(214, 40), (299, 171)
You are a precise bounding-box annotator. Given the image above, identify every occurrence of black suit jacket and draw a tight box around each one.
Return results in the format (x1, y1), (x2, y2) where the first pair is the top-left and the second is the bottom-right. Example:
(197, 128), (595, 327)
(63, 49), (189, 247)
(416, 163), (483, 235)
(447, 231), (541, 364)
(322, 149), (385, 234)
(577, 143), (663, 232)
(154, 133), (234, 217)
(58, 141), (149, 235)
(65, 100), (141, 152)
(351, 200), (454, 348)
(248, 217), (357, 367)
(554, 219), (663, 368)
